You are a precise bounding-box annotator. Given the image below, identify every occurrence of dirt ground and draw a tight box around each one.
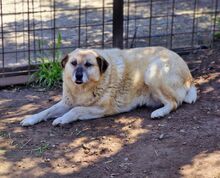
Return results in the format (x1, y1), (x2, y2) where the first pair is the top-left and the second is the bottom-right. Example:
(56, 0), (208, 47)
(0, 46), (220, 178)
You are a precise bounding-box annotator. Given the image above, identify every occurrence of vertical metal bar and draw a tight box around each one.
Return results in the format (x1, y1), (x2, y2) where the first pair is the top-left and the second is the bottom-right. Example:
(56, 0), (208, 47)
(134, 0), (137, 47)
(0, 0), (4, 77)
(113, 0), (124, 49)
(149, 0), (153, 46)
(53, 0), (56, 61)
(14, 0), (18, 63)
(78, 0), (81, 47)
(102, 0), (105, 48)
(85, 0), (88, 48)
(39, 0), (43, 54)
(165, 0), (169, 48)
(170, 0), (175, 49)
(27, 0), (31, 75)
(126, 0), (130, 48)
(32, 0), (36, 62)
(212, 0), (219, 44)
(191, 0), (197, 49)
(22, 0), (26, 60)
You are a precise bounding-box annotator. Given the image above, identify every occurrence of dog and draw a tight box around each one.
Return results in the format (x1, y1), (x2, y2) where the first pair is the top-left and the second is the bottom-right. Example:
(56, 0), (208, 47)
(21, 47), (197, 126)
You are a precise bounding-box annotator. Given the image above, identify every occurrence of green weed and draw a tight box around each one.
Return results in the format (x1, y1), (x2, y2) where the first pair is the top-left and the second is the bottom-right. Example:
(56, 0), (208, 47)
(31, 32), (63, 88)
(0, 131), (10, 138)
(214, 18), (220, 40)
(34, 143), (50, 156)
(33, 58), (62, 88)
(214, 32), (220, 39)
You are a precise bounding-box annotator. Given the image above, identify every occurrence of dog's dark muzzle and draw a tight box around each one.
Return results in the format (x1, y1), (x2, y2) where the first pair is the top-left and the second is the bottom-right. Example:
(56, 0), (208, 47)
(75, 67), (83, 84)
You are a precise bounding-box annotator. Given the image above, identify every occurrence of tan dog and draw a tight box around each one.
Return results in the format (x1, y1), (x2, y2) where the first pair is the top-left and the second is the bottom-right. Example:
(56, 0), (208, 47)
(21, 47), (197, 126)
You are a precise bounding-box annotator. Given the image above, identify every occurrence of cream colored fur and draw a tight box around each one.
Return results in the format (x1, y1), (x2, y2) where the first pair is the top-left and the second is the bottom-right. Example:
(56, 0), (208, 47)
(21, 47), (197, 126)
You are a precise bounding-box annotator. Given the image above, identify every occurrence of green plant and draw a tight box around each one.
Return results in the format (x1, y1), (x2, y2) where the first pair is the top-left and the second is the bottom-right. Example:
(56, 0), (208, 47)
(0, 131), (9, 138)
(55, 32), (62, 61)
(34, 143), (50, 156)
(31, 32), (63, 88)
(34, 58), (62, 88)
(214, 32), (220, 39)
(214, 18), (220, 40)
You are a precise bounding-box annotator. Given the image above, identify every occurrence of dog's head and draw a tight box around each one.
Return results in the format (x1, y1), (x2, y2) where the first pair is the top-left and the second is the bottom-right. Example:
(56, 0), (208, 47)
(61, 49), (109, 85)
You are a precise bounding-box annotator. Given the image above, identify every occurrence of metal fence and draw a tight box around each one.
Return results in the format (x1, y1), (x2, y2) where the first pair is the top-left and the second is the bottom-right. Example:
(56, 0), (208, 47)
(0, 0), (220, 80)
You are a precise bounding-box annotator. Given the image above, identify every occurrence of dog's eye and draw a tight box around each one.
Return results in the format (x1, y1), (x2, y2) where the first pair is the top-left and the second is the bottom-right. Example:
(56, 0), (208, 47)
(85, 62), (93, 67)
(71, 60), (77, 66)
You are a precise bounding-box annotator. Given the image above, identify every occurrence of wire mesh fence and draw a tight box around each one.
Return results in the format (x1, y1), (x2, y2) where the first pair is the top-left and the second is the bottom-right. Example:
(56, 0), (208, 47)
(0, 0), (219, 79)
(123, 0), (220, 49)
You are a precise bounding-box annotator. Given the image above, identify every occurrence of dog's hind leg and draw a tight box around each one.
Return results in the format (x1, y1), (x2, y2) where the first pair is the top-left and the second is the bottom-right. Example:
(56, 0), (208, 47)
(20, 100), (71, 126)
(184, 84), (197, 104)
(150, 88), (177, 119)
(144, 61), (178, 118)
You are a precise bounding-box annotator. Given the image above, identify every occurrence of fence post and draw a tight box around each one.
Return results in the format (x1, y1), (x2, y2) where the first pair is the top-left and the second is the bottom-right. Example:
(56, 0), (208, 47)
(0, 0), (4, 77)
(113, 0), (124, 49)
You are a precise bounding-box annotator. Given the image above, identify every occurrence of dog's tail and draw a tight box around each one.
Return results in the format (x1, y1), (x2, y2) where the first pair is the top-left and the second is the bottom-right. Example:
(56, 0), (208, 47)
(184, 84), (197, 104)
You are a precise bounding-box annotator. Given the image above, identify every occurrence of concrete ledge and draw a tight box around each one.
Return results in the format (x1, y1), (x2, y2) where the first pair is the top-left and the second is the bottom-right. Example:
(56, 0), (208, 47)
(0, 75), (30, 87)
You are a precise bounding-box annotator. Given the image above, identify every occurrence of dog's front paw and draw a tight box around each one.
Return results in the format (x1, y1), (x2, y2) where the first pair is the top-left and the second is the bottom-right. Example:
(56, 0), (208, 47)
(52, 117), (71, 126)
(20, 115), (41, 126)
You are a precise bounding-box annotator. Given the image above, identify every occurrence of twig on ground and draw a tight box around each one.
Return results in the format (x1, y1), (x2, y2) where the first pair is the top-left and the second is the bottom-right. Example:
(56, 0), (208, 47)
(104, 160), (113, 164)
(75, 128), (89, 136)
(154, 149), (159, 157)
(20, 138), (32, 149)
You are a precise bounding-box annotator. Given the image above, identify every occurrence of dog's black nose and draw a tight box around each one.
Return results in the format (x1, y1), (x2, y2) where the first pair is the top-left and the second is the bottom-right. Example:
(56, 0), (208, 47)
(76, 72), (83, 80)
(75, 67), (83, 81)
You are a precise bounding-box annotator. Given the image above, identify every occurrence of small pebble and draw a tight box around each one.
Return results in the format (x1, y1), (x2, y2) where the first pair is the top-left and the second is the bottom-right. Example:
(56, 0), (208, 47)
(44, 158), (50, 162)
(159, 134), (164, 140)
(84, 149), (90, 154)
(82, 144), (90, 150)
(49, 133), (55, 137)
(180, 129), (186, 133)
(120, 133), (126, 137)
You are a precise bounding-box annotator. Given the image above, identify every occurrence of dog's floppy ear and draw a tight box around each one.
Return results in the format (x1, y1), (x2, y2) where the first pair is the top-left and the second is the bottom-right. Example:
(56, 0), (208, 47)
(61, 54), (69, 68)
(96, 56), (109, 74)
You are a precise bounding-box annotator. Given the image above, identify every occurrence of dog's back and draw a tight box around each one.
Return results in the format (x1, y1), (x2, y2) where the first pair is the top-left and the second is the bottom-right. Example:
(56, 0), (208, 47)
(95, 47), (196, 117)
